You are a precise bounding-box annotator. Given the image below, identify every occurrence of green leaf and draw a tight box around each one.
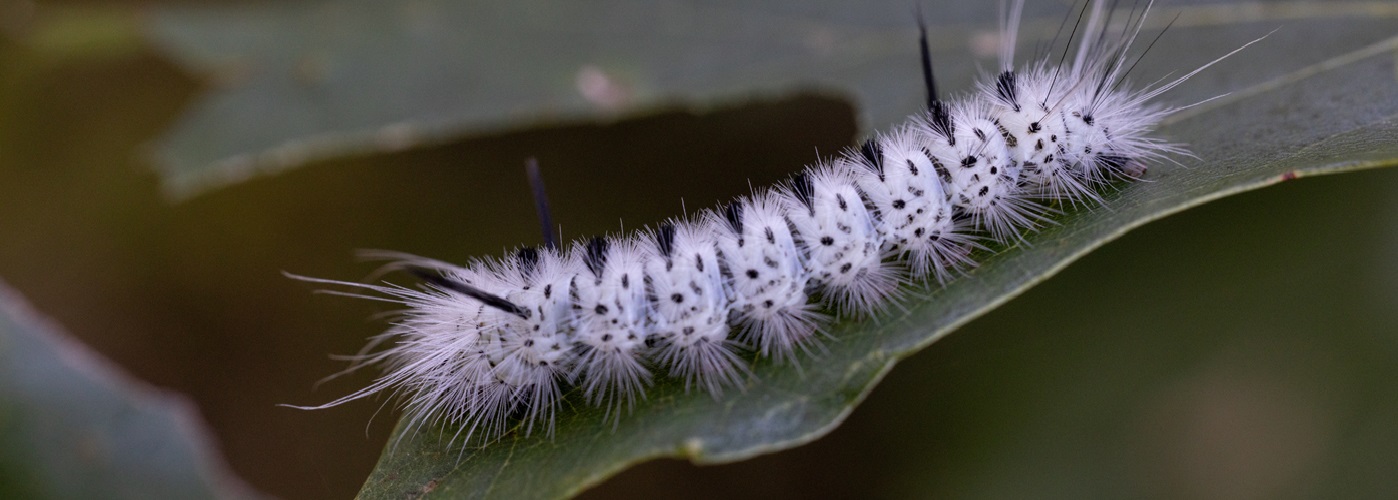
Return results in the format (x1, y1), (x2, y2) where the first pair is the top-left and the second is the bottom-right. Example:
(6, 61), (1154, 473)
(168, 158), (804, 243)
(143, 0), (1168, 199)
(345, 8), (1398, 500)
(0, 280), (260, 499)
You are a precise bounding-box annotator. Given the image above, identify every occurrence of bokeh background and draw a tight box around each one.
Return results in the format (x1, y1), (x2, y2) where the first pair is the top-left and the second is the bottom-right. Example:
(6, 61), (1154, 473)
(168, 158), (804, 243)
(2, 0), (1396, 498)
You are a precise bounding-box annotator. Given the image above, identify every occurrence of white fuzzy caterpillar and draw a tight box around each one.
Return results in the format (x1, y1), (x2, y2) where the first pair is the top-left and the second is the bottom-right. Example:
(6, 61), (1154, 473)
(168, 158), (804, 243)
(643, 221), (746, 398)
(779, 163), (900, 314)
(711, 192), (825, 364)
(291, 0), (1264, 448)
(571, 237), (653, 418)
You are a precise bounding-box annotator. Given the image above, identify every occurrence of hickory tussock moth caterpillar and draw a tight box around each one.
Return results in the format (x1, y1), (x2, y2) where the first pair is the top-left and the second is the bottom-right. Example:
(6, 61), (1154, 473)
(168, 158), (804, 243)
(290, 0), (1264, 449)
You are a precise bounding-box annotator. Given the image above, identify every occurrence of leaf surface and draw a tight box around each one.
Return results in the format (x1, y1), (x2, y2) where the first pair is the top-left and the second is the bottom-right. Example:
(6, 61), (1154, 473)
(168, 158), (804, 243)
(0, 281), (259, 499)
(146, 0), (1287, 197)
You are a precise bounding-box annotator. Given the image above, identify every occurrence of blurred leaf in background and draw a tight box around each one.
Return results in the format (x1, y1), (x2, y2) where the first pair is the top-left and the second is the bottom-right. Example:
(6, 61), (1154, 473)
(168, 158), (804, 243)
(0, 280), (258, 499)
(0, 0), (1396, 499)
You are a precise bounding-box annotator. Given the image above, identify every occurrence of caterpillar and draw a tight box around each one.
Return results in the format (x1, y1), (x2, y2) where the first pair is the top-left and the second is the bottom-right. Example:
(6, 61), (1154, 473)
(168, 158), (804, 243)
(292, 0), (1261, 448)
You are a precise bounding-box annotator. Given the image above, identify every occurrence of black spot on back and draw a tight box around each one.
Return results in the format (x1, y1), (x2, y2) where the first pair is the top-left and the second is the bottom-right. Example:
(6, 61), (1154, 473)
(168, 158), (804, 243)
(920, 147), (939, 166)
(998, 124), (1017, 147)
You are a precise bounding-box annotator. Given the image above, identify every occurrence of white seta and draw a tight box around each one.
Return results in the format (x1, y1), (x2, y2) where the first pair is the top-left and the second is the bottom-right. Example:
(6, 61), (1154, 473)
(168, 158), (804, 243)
(289, 0), (1265, 448)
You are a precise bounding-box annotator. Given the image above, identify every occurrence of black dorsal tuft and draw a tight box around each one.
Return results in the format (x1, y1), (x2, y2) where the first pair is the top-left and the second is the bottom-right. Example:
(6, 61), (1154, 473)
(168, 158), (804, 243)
(655, 223), (676, 258)
(515, 246), (539, 278)
(722, 201), (744, 234)
(928, 100), (954, 142)
(584, 237), (609, 277)
(790, 172), (815, 213)
(996, 70), (1019, 111)
(859, 138), (885, 176)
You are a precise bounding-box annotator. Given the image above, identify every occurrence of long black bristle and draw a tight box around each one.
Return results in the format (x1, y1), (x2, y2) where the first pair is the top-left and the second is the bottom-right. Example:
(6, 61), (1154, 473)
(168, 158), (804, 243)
(410, 268), (529, 319)
(917, 9), (940, 108)
(525, 158), (558, 250)
(1045, 0), (1093, 100)
(1112, 12), (1179, 94)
